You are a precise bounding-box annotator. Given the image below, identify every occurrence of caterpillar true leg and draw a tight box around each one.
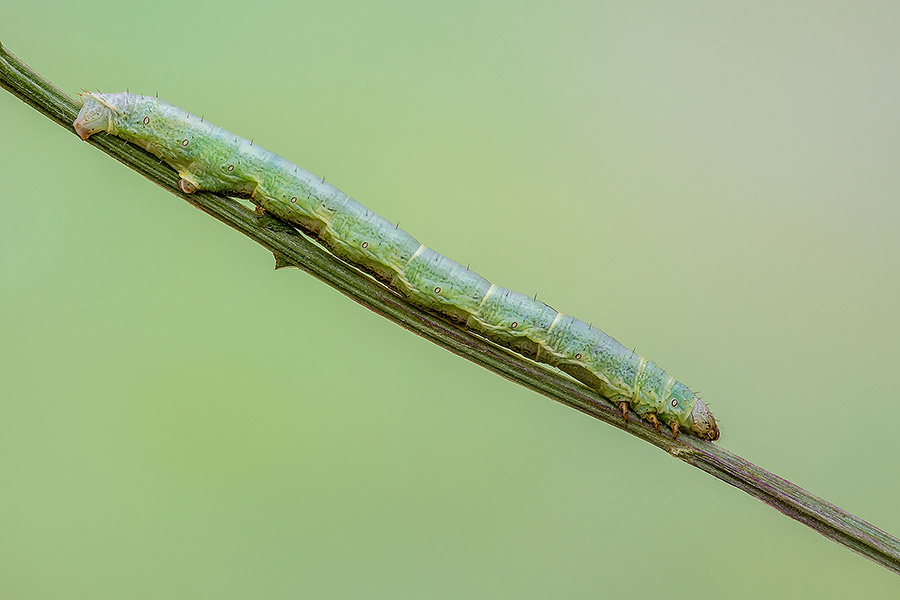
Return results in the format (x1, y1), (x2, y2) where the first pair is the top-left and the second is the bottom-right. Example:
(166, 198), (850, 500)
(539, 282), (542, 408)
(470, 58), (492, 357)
(610, 395), (630, 422)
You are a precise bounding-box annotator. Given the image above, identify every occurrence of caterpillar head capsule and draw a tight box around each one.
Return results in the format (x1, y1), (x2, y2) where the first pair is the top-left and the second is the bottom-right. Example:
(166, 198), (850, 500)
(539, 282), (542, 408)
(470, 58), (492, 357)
(689, 397), (720, 441)
(73, 92), (124, 140)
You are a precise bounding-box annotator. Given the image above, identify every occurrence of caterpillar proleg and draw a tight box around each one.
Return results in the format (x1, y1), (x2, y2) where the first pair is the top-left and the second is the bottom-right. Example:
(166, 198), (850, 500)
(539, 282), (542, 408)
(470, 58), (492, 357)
(74, 92), (719, 441)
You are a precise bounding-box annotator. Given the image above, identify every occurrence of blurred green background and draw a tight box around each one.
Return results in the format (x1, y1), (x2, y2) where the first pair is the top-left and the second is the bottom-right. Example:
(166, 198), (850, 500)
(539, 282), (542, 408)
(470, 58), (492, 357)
(2, 1), (899, 597)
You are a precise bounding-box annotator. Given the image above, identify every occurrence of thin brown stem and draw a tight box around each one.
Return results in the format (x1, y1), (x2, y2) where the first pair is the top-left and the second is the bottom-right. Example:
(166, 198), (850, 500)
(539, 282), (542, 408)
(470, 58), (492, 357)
(2, 40), (898, 576)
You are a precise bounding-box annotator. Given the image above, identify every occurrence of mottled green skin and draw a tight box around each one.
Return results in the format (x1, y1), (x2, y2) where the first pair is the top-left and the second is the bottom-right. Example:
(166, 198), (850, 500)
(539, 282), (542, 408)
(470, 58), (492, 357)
(74, 92), (719, 440)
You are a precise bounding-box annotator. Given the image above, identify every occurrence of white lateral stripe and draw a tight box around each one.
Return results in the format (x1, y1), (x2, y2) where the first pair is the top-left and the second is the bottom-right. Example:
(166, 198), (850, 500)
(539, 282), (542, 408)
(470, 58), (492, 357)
(546, 311), (563, 334)
(477, 284), (497, 309)
(408, 243), (427, 264)
(633, 356), (648, 396)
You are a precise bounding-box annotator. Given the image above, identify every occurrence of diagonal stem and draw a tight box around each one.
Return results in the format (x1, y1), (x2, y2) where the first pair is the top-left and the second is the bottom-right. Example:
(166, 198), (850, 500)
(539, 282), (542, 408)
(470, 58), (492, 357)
(2, 40), (898, 576)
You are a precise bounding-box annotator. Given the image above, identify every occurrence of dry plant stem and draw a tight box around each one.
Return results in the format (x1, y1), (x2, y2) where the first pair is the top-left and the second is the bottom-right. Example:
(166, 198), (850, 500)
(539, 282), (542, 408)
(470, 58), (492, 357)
(2, 41), (898, 576)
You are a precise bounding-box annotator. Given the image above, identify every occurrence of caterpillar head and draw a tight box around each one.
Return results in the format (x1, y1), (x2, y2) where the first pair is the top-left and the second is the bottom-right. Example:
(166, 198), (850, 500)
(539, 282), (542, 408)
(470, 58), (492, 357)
(73, 92), (124, 140)
(689, 397), (719, 441)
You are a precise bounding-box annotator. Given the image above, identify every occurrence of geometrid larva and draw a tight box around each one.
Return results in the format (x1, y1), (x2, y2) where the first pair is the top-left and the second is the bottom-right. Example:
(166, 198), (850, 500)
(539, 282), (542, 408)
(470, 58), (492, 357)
(74, 91), (719, 441)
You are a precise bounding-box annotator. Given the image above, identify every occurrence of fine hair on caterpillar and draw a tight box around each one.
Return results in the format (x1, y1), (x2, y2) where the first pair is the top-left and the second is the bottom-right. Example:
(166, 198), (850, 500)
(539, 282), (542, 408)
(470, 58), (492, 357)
(74, 91), (720, 441)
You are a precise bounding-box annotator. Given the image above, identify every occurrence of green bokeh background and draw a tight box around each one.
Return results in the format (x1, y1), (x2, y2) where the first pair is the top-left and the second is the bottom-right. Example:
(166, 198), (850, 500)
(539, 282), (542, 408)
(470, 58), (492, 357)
(2, 2), (899, 597)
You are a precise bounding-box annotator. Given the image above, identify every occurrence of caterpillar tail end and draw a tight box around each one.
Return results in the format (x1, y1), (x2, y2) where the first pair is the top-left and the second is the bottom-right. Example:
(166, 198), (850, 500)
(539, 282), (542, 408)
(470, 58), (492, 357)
(689, 398), (719, 441)
(73, 91), (117, 141)
(73, 108), (97, 141)
(73, 118), (92, 141)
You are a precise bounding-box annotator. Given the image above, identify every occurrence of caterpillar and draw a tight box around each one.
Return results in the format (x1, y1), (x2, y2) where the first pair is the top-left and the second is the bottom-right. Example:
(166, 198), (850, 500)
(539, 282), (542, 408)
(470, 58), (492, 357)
(74, 91), (719, 441)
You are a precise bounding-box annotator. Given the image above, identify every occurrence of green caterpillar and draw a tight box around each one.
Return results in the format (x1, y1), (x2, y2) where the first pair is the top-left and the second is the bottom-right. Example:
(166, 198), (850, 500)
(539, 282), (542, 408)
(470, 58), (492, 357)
(74, 91), (720, 441)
